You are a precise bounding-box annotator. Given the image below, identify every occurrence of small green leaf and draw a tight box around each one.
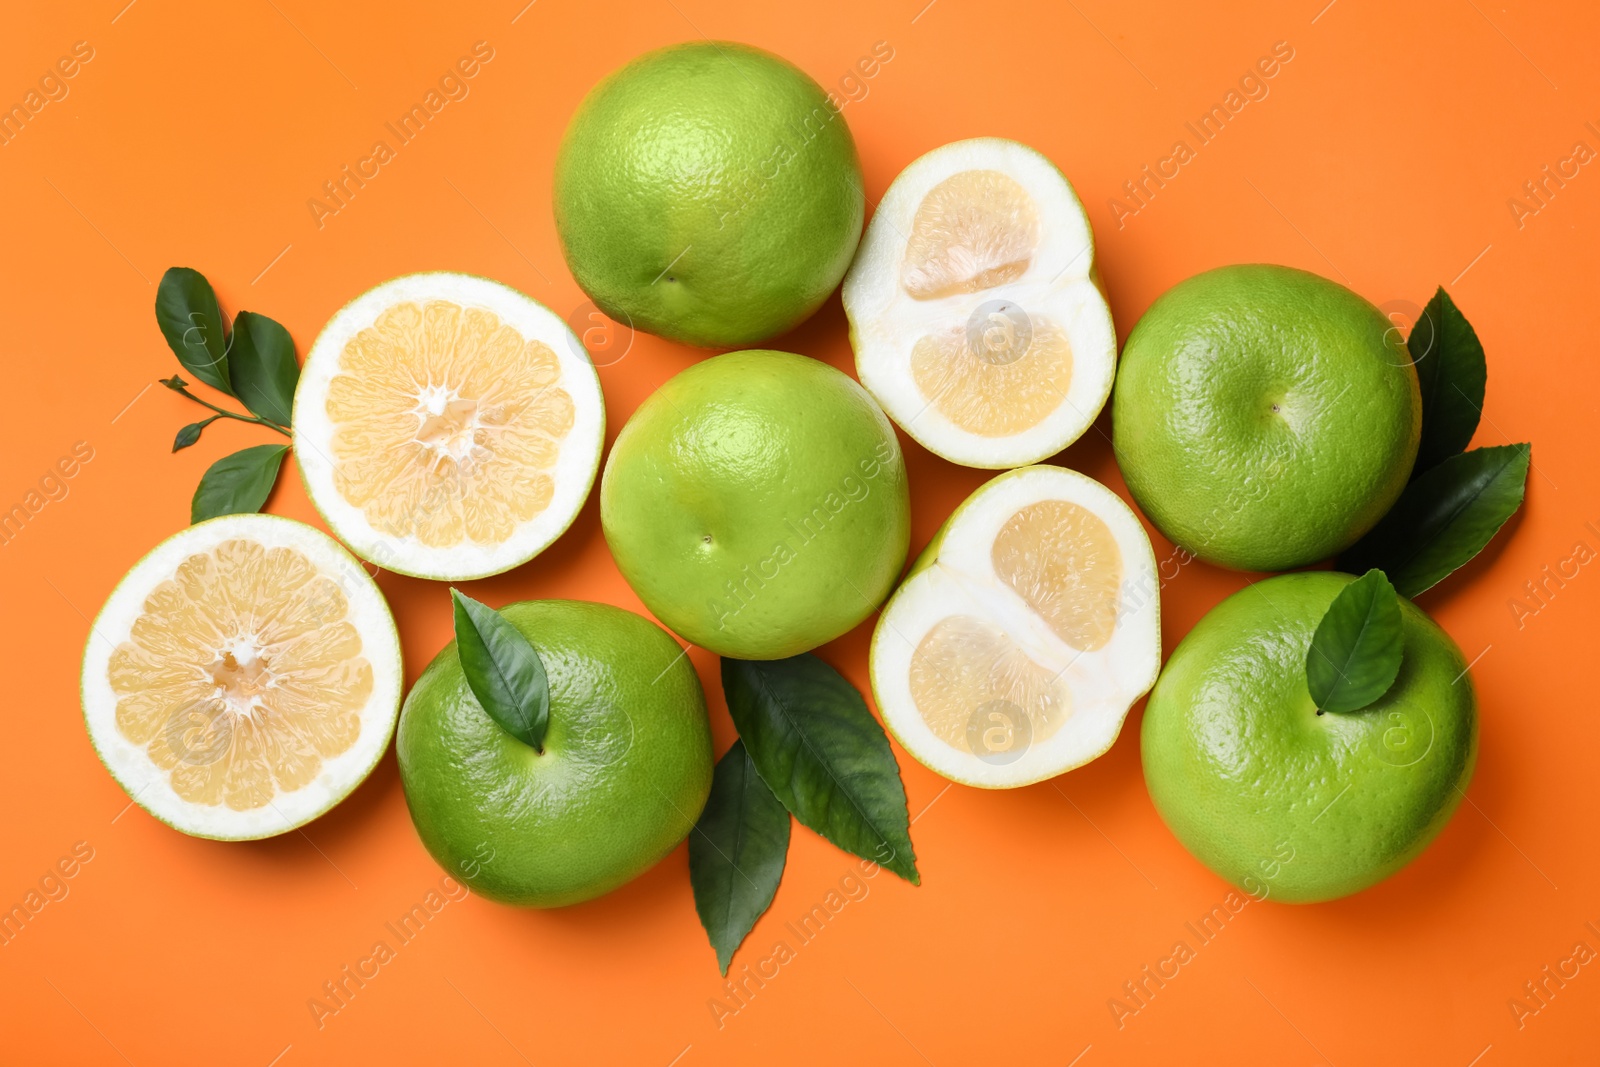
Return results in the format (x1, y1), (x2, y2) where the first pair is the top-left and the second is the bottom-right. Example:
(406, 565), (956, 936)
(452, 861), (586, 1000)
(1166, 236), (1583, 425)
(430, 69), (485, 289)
(1341, 443), (1530, 597)
(228, 310), (299, 427)
(722, 655), (918, 884)
(190, 444), (287, 523)
(172, 416), (220, 452)
(1410, 288), (1487, 475)
(689, 739), (791, 975)
(156, 267), (231, 394)
(450, 589), (550, 750)
(1306, 570), (1404, 713)
(160, 374), (189, 390)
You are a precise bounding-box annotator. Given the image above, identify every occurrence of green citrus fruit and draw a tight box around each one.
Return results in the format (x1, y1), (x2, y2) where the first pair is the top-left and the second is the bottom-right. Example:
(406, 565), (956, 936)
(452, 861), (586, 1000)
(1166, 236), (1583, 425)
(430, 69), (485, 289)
(1112, 264), (1421, 571)
(397, 600), (712, 907)
(553, 41), (865, 348)
(600, 350), (910, 659)
(1141, 571), (1477, 903)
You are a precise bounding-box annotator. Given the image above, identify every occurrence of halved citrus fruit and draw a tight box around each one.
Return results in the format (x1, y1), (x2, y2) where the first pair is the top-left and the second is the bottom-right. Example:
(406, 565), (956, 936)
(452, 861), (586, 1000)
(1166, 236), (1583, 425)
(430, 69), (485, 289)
(870, 466), (1160, 788)
(80, 514), (403, 840)
(843, 139), (1117, 468)
(293, 272), (605, 580)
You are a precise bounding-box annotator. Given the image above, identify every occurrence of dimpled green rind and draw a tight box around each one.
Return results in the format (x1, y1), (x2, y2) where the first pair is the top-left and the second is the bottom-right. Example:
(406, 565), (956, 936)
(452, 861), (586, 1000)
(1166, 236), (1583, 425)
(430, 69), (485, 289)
(1113, 265), (1421, 571)
(397, 600), (713, 907)
(600, 350), (910, 660)
(553, 41), (864, 348)
(1141, 572), (1477, 903)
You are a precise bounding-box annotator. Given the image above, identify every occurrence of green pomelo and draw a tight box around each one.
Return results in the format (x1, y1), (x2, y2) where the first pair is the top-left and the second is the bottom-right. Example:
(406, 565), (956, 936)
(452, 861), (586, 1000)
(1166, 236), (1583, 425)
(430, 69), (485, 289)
(1141, 571), (1477, 903)
(554, 41), (864, 348)
(601, 350), (910, 659)
(1113, 264), (1421, 571)
(398, 600), (713, 907)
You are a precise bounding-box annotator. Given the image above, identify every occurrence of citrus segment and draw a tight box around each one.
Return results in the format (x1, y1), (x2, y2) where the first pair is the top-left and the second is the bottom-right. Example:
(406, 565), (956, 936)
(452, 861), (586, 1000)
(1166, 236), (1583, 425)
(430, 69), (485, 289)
(909, 315), (1072, 436)
(871, 466), (1159, 788)
(844, 138), (1117, 469)
(295, 273), (604, 580)
(82, 514), (403, 840)
(901, 170), (1040, 299)
(992, 499), (1122, 651)
(908, 614), (1070, 751)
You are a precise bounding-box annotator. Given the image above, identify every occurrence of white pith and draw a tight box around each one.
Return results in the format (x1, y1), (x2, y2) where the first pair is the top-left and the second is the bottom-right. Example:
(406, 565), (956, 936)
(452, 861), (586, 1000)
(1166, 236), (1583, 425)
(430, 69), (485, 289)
(293, 272), (605, 580)
(872, 466), (1160, 788)
(843, 139), (1117, 469)
(80, 514), (403, 840)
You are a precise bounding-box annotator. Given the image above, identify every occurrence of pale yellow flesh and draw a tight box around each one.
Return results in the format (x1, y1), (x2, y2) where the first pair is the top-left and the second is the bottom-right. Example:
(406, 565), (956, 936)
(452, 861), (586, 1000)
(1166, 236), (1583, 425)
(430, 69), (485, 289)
(907, 500), (1122, 757)
(326, 300), (574, 547)
(107, 539), (372, 811)
(897, 169), (1071, 438)
(992, 499), (1122, 651)
(910, 318), (1072, 438)
(900, 170), (1040, 300)
(909, 614), (1071, 751)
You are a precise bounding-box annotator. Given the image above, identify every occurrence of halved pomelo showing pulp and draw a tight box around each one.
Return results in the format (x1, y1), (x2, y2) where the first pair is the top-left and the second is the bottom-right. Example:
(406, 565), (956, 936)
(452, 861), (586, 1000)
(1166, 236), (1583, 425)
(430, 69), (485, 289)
(81, 513), (403, 840)
(843, 139), (1116, 468)
(871, 466), (1160, 788)
(293, 272), (605, 580)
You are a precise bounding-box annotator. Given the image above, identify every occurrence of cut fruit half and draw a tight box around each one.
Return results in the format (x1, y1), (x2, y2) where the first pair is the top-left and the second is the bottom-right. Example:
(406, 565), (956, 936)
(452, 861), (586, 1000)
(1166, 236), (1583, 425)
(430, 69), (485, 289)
(843, 139), (1117, 469)
(871, 466), (1160, 788)
(81, 514), (403, 840)
(294, 272), (605, 580)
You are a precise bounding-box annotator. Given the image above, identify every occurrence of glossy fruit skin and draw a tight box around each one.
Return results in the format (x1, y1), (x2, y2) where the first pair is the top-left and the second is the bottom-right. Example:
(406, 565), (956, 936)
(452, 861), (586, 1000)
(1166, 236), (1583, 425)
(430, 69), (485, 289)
(601, 350), (910, 659)
(1141, 572), (1477, 904)
(397, 600), (712, 907)
(1113, 264), (1421, 571)
(553, 41), (864, 348)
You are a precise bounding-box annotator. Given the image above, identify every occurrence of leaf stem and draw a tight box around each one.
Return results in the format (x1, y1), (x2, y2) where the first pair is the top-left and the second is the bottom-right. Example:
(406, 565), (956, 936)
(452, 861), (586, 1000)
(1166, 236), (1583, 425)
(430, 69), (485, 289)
(161, 377), (291, 436)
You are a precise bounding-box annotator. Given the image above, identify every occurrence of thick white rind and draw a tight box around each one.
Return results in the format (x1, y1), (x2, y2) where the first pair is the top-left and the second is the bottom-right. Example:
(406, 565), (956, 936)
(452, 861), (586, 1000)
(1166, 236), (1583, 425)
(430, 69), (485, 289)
(843, 139), (1116, 469)
(293, 272), (604, 580)
(871, 466), (1160, 788)
(80, 514), (404, 840)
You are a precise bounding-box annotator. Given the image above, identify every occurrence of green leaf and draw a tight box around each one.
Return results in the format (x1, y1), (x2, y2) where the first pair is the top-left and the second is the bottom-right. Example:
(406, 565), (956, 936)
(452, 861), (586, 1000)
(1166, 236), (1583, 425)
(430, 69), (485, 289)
(190, 444), (287, 523)
(689, 739), (791, 975)
(172, 416), (220, 452)
(721, 655), (918, 884)
(1305, 569), (1404, 713)
(1410, 288), (1487, 475)
(156, 267), (231, 394)
(228, 311), (299, 427)
(450, 589), (550, 750)
(1340, 443), (1531, 597)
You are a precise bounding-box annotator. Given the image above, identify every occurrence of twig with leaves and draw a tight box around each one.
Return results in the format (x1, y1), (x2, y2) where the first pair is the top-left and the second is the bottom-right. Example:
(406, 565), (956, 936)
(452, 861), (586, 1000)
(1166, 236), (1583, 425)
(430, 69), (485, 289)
(153, 267), (301, 523)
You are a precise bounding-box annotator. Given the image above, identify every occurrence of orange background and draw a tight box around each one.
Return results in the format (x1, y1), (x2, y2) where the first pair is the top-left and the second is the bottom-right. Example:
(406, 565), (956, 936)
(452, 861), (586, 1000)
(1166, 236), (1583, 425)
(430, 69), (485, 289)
(3, 1), (1597, 1063)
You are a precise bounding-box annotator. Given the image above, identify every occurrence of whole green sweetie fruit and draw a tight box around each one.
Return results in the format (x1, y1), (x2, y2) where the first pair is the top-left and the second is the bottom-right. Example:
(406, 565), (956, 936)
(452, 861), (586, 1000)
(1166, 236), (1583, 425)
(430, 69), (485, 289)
(1142, 571), (1477, 903)
(601, 350), (910, 659)
(398, 600), (712, 907)
(1113, 264), (1421, 571)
